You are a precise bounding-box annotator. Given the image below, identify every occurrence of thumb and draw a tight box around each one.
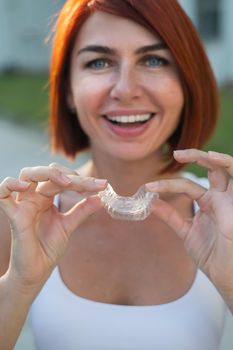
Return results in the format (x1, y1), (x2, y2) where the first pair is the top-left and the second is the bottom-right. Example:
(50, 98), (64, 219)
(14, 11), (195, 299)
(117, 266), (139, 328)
(61, 195), (103, 235)
(151, 198), (191, 240)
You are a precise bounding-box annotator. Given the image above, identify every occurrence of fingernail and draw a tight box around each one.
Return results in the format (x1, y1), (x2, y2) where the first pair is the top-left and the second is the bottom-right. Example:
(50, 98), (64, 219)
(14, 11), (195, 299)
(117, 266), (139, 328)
(208, 151), (223, 158)
(94, 179), (107, 186)
(146, 182), (159, 191)
(19, 180), (31, 187)
(61, 174), (72, 183)
(174, 150), (185, 156)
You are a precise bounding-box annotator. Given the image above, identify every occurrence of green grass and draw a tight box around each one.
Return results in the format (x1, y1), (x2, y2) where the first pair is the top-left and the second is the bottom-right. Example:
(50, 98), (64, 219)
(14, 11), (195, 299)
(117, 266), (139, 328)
(207, 88), (233, 154)
(187, 87), (233, 176)
(0, 72), (232, 176)
(0, 72), (49, 127)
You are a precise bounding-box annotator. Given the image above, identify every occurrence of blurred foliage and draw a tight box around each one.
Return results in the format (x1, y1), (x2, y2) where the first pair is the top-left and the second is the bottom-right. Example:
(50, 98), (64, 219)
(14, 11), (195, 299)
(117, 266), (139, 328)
(0, 72), (232, 176)
(0, 72), (49, 127)
(187, 87), (233, 176)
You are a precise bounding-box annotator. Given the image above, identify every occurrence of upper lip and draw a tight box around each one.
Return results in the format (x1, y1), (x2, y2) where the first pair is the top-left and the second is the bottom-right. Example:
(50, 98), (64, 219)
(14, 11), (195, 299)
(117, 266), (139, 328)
(103, 110), (155, 117)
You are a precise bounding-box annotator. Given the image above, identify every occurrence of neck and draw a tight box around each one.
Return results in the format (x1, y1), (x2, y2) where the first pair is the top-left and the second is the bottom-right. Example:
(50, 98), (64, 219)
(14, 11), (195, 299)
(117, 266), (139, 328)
(87, 148), (173, 196)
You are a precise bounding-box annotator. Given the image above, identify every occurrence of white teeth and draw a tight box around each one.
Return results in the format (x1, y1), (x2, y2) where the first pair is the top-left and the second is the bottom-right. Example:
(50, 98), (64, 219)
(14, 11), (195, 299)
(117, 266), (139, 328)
(106, 114), (152, 123)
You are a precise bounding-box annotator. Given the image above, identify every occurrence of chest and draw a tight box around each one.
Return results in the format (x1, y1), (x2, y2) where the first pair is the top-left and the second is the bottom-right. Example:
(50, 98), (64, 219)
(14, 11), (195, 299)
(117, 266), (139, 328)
(59, 204), (196, 306)
(31, 264), (225, 350)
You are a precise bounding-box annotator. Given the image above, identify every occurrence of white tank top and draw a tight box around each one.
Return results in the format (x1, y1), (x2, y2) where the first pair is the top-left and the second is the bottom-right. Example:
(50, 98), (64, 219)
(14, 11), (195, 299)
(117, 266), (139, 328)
(29, 173), (228, 350)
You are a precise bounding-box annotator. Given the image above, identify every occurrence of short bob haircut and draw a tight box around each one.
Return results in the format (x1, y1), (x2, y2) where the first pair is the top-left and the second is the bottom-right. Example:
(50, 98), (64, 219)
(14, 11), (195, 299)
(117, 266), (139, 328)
(50, 0), (219, 173)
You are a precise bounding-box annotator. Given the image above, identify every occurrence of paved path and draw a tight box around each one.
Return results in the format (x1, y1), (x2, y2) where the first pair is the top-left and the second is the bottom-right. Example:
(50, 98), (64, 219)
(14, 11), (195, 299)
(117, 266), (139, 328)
(0, 119), (232, 349)
(0, 118), (87, 181)
(0, 118), (87, 350)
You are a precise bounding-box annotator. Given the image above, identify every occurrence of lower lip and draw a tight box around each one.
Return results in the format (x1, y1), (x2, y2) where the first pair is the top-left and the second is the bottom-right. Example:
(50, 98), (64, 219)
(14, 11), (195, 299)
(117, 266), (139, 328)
(103, 115), (155, 137)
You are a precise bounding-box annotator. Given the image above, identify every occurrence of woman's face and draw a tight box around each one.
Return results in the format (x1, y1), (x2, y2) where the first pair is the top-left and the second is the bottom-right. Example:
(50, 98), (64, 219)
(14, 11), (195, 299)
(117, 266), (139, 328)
(69, 11), (184, 161)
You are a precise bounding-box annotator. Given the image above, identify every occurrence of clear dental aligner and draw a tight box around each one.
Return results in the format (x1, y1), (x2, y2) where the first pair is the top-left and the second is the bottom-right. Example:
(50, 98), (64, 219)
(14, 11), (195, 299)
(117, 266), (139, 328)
(98, 184), (158, 221)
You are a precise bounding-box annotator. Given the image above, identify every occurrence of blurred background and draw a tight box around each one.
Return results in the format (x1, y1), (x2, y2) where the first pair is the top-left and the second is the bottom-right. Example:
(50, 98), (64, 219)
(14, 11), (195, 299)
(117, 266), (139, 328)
(0, 0), (232, 349)
(0, 0), (232, 176)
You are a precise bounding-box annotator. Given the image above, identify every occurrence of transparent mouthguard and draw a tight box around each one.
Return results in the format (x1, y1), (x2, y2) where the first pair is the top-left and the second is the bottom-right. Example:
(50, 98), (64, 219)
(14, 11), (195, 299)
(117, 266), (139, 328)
(98, 184), (158, 221)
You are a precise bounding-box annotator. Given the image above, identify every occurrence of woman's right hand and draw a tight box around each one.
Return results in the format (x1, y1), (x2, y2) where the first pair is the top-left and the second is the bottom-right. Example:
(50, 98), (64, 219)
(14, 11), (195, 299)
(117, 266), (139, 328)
(0, 163), (107, 293)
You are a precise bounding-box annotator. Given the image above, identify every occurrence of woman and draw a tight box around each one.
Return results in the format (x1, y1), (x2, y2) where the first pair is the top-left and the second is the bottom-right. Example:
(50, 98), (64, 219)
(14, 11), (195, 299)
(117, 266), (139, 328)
(0, 0), (232, 349)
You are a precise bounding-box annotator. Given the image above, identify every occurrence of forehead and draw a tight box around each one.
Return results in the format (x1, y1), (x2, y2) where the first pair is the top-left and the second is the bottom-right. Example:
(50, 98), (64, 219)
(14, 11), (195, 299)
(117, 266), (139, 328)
(74, 11), (161, 50)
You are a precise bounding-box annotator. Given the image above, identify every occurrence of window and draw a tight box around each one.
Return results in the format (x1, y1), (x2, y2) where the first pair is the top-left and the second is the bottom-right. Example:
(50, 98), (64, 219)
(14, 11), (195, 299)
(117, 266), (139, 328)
(197, 0), (221, 40)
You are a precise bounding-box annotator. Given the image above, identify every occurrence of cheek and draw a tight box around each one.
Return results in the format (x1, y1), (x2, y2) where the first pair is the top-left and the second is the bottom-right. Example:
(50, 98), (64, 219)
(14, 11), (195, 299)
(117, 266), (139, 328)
(146, 72), (184, 111)
(70, 76), (110, 136)
(161, 76), (184, 111)
(72, 76), (109, 113)
(170, 83), (183, 107)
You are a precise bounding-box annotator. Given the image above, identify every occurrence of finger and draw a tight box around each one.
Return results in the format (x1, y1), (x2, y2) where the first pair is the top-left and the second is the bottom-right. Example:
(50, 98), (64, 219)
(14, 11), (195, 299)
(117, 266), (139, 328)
(61, 195), (103, 235)
(208, 151), (233, 177)
(206, 152), (232, 191)
(17, 166), (72, 201)
(16, 181), (38, 201)
(173, 149), (230, 190)
(145, 178), (206, 202)
(19, 166), (72, 187)
(61, 175), (107, 192)
(36, 175), (107, 198)
(174, 149), (214, 170)
(0, 177), (30, 199)
(48, 162), (79, 176)
(207, 168), (228, 191)
(227, 177), (233, 192)
(0, 177), (30, 213)
(151, 198), (191, 240)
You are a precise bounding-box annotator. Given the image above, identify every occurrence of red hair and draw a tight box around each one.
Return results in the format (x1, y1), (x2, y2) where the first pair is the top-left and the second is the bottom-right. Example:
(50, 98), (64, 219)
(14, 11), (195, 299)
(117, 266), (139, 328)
(49, 0), (219, 173)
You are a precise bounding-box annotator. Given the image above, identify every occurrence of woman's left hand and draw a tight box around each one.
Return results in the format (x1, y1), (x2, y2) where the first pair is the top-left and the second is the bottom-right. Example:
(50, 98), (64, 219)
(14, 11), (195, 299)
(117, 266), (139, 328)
(146, 149), (233, 311)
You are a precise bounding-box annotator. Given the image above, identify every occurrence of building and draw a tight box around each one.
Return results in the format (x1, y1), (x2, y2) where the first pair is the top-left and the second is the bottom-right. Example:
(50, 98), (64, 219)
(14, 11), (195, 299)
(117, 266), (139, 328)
(180, 0), (233, 85)
(0, 0), (233, 85)
(0, 0), (63, 72)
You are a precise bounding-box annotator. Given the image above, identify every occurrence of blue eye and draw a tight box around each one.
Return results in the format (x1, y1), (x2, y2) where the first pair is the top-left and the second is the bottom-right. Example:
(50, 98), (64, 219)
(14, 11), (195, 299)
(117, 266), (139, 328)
(145, 56), (167, 67)
(87, 59), (109, 69)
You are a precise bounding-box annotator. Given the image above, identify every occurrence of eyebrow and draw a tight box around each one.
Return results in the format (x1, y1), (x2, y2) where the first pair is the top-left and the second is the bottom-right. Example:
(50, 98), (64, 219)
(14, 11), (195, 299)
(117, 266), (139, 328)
(77, 42), (168, 56)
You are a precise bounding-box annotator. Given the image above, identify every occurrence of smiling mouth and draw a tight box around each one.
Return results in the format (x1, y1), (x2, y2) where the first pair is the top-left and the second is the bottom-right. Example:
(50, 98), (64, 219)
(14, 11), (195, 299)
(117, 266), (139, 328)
(103, 113), (155, 126)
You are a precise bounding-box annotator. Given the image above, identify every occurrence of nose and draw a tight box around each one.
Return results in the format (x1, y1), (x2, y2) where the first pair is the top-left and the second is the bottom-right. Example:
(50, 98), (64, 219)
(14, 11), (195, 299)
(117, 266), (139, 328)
(110, 64), (141, 102)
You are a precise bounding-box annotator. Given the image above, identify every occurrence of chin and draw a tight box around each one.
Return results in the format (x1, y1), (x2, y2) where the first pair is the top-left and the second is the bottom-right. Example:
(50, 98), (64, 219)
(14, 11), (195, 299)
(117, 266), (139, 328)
(105, 147), (154, 162)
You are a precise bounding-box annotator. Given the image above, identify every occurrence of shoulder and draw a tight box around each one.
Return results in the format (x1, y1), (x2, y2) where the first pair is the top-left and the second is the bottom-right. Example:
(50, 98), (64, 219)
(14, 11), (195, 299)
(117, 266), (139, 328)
(0, 208), (11, 277)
